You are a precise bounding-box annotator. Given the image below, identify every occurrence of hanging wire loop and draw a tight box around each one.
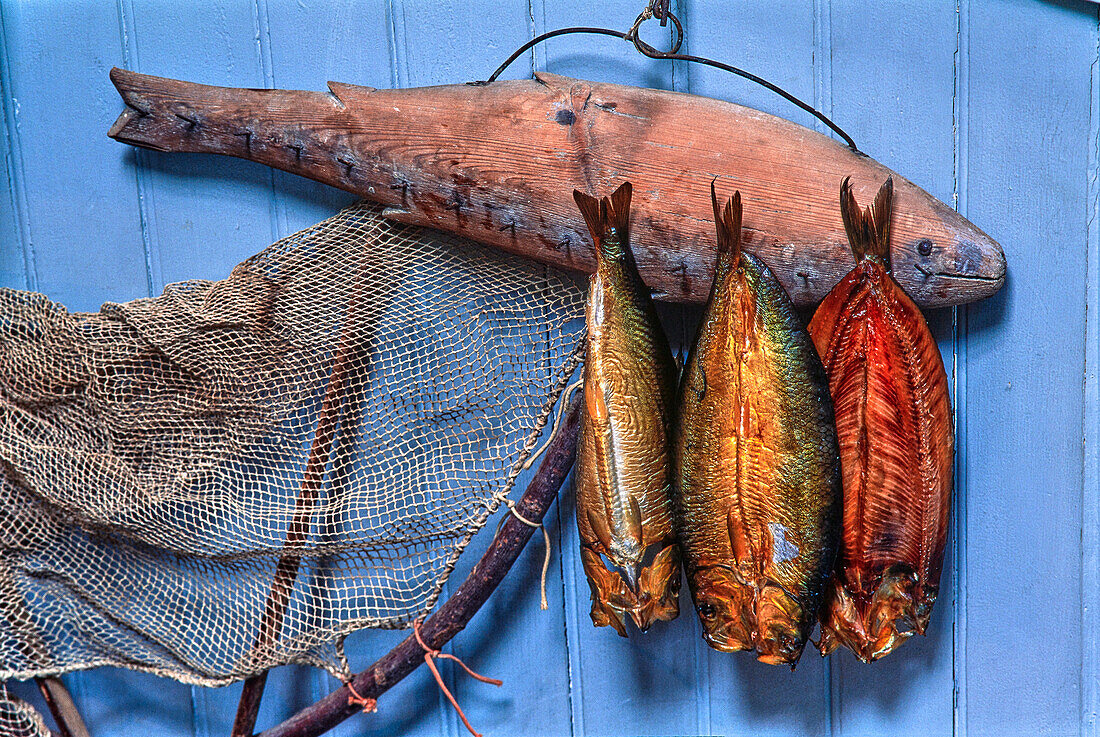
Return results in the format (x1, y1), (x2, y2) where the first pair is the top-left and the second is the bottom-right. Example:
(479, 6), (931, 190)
(471, 7), (858, 152)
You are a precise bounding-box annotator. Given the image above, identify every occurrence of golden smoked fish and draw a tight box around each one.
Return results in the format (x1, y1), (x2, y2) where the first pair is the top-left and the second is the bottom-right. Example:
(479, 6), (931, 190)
(810, 179), (954, 662)
(573, 182), (680, 636)
(673, 185), (841, 666)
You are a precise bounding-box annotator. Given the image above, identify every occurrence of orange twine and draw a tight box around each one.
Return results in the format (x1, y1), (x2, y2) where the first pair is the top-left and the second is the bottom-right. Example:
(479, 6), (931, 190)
(345, 680), (377, 713)
(413, 619), (503, 737)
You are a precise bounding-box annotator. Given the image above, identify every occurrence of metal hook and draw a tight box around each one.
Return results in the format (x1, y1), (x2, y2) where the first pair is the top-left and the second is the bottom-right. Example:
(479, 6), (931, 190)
(626, 3), (683, 55)
(649, 0), (671, 26)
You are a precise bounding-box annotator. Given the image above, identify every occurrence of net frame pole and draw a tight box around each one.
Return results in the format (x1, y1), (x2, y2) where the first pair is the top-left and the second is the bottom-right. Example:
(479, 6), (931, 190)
(35, 677), (89, 737)
(255, 391), (582, 737)
(232, 288), (364, 737)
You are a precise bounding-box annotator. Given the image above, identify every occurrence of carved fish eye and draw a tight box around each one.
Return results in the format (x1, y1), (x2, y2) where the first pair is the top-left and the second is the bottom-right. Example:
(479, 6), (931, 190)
(698, 602), (718, 621)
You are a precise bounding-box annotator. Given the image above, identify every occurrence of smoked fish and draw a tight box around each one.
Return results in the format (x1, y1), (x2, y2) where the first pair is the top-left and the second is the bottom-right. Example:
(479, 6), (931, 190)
(810, 178), (954, 662)
(673, 185), (841, 666)
(573, 182), (681, 635)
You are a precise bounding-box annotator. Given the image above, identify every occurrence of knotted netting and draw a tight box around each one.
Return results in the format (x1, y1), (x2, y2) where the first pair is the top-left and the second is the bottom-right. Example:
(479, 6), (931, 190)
(0, 201), (585, 686)
(0, 687), (48, 737)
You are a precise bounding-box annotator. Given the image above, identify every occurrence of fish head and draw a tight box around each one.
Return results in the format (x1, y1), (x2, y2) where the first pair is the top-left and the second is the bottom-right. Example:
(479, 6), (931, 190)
(862, 565), (920, 661)
(689, 565), (755, 652)
(755, 583), (809, 666)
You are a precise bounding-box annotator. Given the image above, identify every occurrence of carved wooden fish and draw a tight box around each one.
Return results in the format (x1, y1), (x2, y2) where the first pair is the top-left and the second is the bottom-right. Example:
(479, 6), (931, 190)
(107, 68), (1004, 309)
(809, 178), (954, 662)
(573, 182), (680, 635)
(673, 185), (840, 666)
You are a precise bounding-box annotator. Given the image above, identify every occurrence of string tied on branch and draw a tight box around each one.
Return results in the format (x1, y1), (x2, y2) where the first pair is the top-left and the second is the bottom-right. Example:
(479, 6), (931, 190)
(502, 498), (552, 610)
(344, 681), (377, 714)
(509, 377), (584, 611)
(412, 619), (502, 737)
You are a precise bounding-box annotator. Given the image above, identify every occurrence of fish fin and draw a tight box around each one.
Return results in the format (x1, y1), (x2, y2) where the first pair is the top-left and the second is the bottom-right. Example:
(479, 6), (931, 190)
(872, 177), (893, 266)
(633, 543), (682, 629)
(726, 508), (752, 569)
(710, 181), (742, 267)
(606, 181), (633, 242)
(574, 183), (633, 264)
(580, 547), (631, 636)
(573, 189), (605, 248)
(586, 507), (616, 555)
(840, 176), (893, 269)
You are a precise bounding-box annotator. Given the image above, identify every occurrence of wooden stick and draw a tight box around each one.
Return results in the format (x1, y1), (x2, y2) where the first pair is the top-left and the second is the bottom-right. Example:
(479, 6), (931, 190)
(36, 678), (90, 737)
(256, 392), (582, 737)
(232, 293), (361, 737)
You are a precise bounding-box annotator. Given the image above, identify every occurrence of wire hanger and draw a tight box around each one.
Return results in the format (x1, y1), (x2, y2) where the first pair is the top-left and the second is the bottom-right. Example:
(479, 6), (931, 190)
(471, 0), (859, 153)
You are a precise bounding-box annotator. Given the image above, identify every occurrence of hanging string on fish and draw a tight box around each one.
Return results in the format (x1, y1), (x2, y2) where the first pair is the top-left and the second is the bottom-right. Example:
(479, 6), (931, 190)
(471, 0), (859, 152)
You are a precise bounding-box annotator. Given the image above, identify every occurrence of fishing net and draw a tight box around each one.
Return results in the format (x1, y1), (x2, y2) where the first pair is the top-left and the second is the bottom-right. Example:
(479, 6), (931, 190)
(0, 201), (585, 686)
(0, 687), (48, 737)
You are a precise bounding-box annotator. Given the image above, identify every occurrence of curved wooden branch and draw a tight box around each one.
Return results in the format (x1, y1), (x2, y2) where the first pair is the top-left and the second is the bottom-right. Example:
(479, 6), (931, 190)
(257, 392), (582, 737)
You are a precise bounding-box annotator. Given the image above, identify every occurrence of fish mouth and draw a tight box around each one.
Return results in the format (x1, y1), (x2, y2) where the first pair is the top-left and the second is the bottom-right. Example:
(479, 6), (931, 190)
(619, 562), (641, 593)
(756, 650), (800, 668)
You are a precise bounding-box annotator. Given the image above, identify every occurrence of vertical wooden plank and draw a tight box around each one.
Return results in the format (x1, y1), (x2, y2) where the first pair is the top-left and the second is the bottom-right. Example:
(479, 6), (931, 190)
(0, 1), (147, 311)
(260, 3), (402, 735)
(115, 4), (290, 734)
(533, 0), (676, 89)
(953, 3), (972, 734)
(262, 0), (393, 235)
(964, 1), (1094, 735)
(388, 5), (579, 736)
(684, 0), (821, 132)
(120, 0), (279, 293)
(827, 2), (958, 735)
(0, 2), (33, 292)
(689, 3), (830, 736)
(0, 2), (194, 734)
(533, 2), (701, 735)
(1084, 9), (1100, 737)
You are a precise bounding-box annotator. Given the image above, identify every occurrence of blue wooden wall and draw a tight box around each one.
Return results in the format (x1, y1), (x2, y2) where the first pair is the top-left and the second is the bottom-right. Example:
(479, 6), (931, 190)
(1, 0), (1098, 735)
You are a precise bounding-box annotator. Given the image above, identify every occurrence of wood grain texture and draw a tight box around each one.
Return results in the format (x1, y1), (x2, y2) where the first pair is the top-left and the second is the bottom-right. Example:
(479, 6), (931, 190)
(105, 68), (1004, 309)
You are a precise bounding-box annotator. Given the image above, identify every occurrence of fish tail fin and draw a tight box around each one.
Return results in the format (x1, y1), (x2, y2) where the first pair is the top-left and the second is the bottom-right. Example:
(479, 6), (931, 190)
(606, 181), (632, 241)
(840, 176), (893, 269)
(711, 180), (742, 267)
(573, 189), (605, 249)
(873, 176), (893, 256)
(574, 182), (633, 263)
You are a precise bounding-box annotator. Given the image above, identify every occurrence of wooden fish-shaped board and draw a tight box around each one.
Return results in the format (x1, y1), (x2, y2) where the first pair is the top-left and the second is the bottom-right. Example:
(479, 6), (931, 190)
(107, 68), (1004, 308)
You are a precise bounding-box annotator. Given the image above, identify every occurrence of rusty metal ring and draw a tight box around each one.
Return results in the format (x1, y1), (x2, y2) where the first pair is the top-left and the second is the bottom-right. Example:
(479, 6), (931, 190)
(625, 6), (684, 56)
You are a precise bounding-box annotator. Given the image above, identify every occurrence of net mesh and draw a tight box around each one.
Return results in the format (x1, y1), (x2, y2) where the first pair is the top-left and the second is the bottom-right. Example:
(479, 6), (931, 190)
(0, 687), (48, 737)
(0, 201), (585, 686)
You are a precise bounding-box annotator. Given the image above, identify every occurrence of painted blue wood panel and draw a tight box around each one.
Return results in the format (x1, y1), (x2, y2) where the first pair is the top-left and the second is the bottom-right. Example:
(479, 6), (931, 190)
(1, 1), (1098, 736)
(962, 2), (1095, 735)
